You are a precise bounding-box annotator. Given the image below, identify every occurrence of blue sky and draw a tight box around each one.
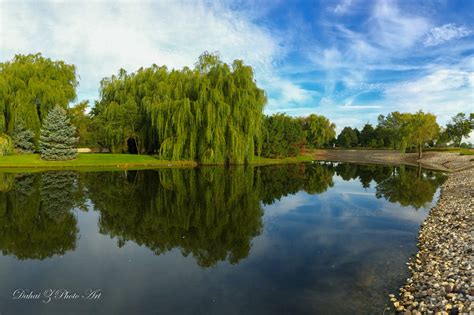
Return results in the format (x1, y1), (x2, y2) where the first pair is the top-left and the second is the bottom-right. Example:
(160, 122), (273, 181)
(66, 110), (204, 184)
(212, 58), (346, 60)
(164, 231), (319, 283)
(1, 0), (473, 137)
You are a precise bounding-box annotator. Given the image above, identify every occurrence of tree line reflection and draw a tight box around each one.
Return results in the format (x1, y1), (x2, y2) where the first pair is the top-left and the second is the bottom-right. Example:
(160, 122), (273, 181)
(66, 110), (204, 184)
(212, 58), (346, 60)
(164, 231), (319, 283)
(0, 163), (446, 263)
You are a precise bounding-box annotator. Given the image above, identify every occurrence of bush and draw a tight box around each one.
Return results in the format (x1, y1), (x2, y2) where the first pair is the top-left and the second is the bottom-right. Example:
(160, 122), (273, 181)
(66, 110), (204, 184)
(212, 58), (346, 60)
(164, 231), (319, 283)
(0, 134), (14, 156)
(12, 123), (35, 153)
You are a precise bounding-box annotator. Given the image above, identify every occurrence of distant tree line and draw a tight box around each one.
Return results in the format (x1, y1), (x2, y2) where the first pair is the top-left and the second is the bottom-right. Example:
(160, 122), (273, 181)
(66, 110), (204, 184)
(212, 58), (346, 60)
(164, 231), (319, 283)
(336, 111), (472, 158)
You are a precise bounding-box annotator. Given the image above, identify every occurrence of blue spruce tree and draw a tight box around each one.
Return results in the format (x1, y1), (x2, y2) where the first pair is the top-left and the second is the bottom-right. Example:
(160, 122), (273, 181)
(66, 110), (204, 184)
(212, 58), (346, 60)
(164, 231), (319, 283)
(12, 123), (35, 153)
(39, 106), (78, 160)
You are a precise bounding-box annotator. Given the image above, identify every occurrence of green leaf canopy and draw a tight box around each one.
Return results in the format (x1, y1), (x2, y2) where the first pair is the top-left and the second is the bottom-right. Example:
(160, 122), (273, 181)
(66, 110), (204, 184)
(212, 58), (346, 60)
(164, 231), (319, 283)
(0, 53), (78, 141)
(94, 52), (267, 164)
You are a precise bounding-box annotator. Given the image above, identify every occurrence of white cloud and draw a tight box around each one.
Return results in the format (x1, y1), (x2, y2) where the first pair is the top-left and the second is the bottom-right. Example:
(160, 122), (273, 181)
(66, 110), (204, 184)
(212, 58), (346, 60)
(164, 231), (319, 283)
(333, 0), (353, 14)
(424, 23), (472, 47)
(0, 0), (286, 103)
(384, 68), (474, 125)
(339, 105), (381, 109)
(371, 0), (430, 50)
(263, 192), (313, 220)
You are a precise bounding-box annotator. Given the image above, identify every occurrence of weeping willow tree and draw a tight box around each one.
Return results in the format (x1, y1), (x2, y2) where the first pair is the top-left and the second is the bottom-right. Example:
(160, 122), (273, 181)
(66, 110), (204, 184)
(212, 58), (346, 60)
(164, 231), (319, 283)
(94, 52), (266, 163)
(0, 53), (78, 143)
(300, 114), (336, 148)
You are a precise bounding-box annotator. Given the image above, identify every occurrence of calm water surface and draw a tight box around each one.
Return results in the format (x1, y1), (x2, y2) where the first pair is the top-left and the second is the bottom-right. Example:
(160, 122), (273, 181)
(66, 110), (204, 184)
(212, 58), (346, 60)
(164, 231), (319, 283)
(0, 162), (446, 314)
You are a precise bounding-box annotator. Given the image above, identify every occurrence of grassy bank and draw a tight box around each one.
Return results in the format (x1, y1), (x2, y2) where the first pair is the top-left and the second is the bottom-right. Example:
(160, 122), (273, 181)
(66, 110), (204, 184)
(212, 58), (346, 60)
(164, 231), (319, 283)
(0, 153), (314, 171)
(250, 155), (314, 165)
(0, 154), (197, 170)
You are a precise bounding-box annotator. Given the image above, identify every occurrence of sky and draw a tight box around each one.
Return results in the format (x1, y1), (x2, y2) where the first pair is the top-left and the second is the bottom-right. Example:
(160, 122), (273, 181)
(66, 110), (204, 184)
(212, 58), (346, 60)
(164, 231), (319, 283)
(1, 0), (473, 138)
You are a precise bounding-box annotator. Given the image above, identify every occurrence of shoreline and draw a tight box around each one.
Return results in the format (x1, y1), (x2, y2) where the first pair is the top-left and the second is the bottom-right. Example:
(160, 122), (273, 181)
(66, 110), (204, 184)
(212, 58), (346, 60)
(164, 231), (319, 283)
(0, 153), (313, 171)
(308, 149), (473, 172)
(390, 167), (473, 314)
(0, 150), (471, 171)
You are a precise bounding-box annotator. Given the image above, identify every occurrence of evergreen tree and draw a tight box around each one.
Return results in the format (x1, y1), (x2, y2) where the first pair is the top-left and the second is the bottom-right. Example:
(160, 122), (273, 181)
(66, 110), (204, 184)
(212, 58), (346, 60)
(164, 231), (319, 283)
(11, 123), (35, 153)
(337, 127), (358, 147)
(39, 106), (79, 160)
(359, 123), (376, 147)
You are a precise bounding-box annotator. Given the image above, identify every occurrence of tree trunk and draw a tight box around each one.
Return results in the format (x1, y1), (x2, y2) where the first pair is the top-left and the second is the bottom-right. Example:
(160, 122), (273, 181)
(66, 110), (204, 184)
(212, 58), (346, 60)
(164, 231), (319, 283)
(135, 136), (139, 155)
(418, 143), (422, 159)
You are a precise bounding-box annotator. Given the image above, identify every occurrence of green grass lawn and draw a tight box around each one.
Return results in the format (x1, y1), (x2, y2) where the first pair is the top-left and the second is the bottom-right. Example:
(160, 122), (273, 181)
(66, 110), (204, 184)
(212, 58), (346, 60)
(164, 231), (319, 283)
(0, 153), (314, 171)
(0, 153), (197, 170)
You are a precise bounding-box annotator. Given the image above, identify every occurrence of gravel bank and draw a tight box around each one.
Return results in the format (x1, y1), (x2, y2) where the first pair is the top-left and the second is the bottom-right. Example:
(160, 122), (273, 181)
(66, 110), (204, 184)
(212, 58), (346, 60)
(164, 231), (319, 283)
(390, 167), (474, 314)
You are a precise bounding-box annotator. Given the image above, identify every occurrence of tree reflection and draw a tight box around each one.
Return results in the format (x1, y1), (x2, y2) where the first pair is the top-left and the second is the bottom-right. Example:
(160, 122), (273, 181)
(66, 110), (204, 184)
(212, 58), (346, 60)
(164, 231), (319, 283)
(86, 163), (336, 267)
(333, 163), (447, 209)
(257, 163), (335, 204)
(86, 167), (263, 267)
(0, 172), (80, 260)
(0, 162), (446, 262)
(375, 166), (447, 209)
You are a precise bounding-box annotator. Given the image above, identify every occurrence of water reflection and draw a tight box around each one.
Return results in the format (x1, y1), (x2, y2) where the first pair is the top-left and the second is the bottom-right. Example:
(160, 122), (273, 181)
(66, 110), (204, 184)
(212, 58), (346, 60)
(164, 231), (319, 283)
(0, 163), (446, 263)
(86, 168), (263, 267)
(333, 163), (447, 209)
(0, 172), (80, 260)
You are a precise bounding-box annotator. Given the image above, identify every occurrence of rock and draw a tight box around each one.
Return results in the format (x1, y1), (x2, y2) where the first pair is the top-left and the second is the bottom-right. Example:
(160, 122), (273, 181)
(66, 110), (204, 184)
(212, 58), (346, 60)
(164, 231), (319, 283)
(388, 168), (473, 315)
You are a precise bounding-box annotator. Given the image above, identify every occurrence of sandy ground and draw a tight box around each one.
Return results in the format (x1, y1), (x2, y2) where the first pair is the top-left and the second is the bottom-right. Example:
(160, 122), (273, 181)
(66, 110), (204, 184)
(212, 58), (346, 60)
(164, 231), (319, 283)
(308, 149), (473, 172)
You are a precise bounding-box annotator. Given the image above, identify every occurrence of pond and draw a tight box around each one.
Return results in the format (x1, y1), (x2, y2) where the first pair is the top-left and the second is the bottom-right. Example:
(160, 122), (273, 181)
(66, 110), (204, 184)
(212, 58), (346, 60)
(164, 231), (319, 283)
(0, 162), (447, 314)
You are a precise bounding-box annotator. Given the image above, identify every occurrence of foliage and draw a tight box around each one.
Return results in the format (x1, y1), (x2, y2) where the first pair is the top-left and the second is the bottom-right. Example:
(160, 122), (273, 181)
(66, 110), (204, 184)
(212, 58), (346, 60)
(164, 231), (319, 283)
(0, 53), (78, 141)
(0, 134), (14, 156)
(300, 114), (336, 148)
(445, 112), (471, 146)
(337, 127), (359, 147)
(376, 112), (413, 151)
(359, 124), (376, 147)
(261, 113), (306, 158)
(337, 110), (442, 155)
(408, 111), (439, 158)
(93, 52), (266, 163)
(39, 106), (79, 160)
(68, 100), (93, 147)
(11, 122), (35, 153)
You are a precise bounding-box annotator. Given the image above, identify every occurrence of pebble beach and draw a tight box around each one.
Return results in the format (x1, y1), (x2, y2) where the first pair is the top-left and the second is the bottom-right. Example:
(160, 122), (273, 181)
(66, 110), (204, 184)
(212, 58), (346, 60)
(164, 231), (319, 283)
(391, 167), (474, 314)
